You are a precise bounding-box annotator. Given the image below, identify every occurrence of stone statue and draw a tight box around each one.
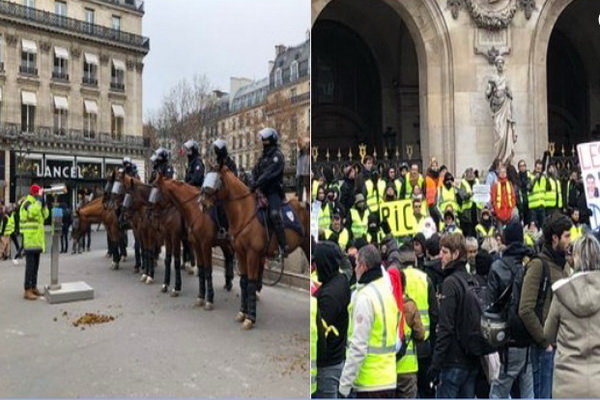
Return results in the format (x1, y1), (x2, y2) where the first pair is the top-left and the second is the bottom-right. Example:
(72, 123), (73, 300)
(486, 55), (517, 166)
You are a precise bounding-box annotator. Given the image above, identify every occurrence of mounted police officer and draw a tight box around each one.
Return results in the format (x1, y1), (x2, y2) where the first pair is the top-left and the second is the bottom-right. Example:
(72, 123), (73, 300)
(122, 156), (139, 178)
(213, 139), (237, 175)
(251, 127), (288, 258)
(183, 139), (204, 187)
(153, 147), (174, 180)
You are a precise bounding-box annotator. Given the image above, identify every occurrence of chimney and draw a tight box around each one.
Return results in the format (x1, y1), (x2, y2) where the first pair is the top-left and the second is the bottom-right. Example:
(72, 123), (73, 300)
(268, 60), (274, 75)
(229, 77), (253, 107)
(275, 44), (287, 57)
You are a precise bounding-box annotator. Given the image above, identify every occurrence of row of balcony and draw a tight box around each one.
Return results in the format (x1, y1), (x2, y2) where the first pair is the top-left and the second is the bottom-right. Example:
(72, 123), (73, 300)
(1, 123), (146, 149)
(18, 66), (124, 92)
(0, 0), (149, 53)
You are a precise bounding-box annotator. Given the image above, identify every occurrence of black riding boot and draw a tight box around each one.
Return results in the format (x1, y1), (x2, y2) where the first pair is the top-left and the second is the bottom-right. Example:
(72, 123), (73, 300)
(148, 249), (155, 279)
(197, 266), (206, 302)
(239, 275), (248, 315)
(273, 219), (288, 258)
(247, 279), (258, 323)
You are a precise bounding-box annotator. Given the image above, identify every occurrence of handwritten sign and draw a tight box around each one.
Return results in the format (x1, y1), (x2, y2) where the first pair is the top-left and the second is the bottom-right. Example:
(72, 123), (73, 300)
(473, 184), (491, 204)
(578, 142), (600, 230)
(311, 200), (321, 241)
(379, 199), (417, 237)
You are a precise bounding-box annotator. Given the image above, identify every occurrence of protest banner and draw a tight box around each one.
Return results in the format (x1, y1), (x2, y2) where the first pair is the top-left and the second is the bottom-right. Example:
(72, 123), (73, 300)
(577, 142), (600, 230)
(311, 200), (321, 240)
(473, 184), (491, 204)
(379, 199), (418, 236)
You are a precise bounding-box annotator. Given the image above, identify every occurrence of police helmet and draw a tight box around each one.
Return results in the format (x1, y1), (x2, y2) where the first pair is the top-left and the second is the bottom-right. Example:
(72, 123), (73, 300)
(183, 139), (199, 155)
(150, 153), (157, 164)
(123, 156), (132, 167)
(154, 147), (170, 162)
(258, 128), (279, 147)
(213, 139), (228, 158)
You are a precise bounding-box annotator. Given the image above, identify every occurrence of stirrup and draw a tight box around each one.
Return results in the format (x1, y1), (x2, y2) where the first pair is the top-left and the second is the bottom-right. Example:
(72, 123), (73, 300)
(217, 227), (228, 240)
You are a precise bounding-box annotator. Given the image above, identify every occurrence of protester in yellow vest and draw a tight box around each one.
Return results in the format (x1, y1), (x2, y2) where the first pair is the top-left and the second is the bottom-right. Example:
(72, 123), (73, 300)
(347, 194), (370, 241)
(437, 173), (459, 215)
(524, 220), (542, 252)
(402, 163), (425, 200)
(325, 214), (351, 251)
(475, 207), (497, 245)
(545, 164), (563, 216)
(310, 295), (318, 395)
(385, 167), (403, 200)
(569, 208), (584, 243)
(459, 168), (480, 237)
(440, 210), (462, 235)
(528, 159), (547, 229)
(20, 184), (49, 300)
(339, 245), (399, 398)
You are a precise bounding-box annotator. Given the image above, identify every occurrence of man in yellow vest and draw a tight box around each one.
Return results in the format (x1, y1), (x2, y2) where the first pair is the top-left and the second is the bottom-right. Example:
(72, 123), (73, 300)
(325, 214), (351, 251)
(437, 173), (459, 216)
(475, 207), (497, 246)
(21, 184), (49, 300)
(338, 245), (399, 398)
(311, 295), (319, 396)
(385, 167), (403, 200)
(347, 194), (370, 242)
(401, 163), (425, 200)
(528, 160), (547, 229)
(458, 168), (479, 237)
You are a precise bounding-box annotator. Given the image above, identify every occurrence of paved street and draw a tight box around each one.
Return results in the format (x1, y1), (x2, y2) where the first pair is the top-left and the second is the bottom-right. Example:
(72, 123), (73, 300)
(0, 231), (308, 398)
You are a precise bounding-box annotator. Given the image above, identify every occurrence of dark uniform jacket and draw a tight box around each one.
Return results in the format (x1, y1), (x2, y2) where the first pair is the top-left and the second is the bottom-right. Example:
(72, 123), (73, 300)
(252, 145), (285, 196)
(185, 156), (205, 187)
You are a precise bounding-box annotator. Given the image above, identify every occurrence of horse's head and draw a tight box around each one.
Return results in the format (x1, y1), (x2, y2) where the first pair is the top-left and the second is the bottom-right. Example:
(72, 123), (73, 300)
(199, 165), (249, 210)
(199, 170), (223, 210)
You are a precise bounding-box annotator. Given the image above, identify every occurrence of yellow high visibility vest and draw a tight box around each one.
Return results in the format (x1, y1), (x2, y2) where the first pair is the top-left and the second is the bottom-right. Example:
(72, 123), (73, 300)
(310, 296), (318, 394)
(397, 267), (430, 374)
(19, 194), (49, 252)
(311, 180), (320, 202)
(4, 213), (15, 236)
(324, 228), (350, 250)
(438, 186), (459, 214)
(365, 179), (383, 213)
(391, 179), (403, 200)
(475, 224), (496, 239)
(348, 277), (399, 391)
(570, 224), (583, 242)
(460, 178), (480, 211)
(529, 175), (546, 209)
(350, 208), (370, 239)
(318, 203), (332, 230)
(524, 232), (535, 247)
(403, 174), (424, 200)
(544, 178), (562, 209)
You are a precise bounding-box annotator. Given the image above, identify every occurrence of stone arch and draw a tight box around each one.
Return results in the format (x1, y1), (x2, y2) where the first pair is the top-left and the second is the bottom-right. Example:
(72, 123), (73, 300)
(311, 0), (455, 168)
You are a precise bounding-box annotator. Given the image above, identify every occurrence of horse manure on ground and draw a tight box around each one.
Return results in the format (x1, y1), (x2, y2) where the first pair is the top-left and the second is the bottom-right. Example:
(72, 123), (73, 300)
(72, 313), (116, 327)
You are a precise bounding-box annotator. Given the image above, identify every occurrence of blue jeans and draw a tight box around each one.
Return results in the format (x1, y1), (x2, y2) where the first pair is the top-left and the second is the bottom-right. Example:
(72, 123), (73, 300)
(437, 366), (478, 398)
(490, 347), (534, 398)
(314, 361), (344, 398)
(530, 208), (545, 230)
(531, 346), (554, 399)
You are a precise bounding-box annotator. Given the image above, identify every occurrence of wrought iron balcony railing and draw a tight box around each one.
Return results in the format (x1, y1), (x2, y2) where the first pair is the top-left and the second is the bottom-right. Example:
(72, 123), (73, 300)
(19, 64), (37, 76)
(52, 70), (69, 81)
(110, 81), (125, 91)
(0, 0), (149, 53)
(82, 76), (98, 87)
(291, 92), (310, 104)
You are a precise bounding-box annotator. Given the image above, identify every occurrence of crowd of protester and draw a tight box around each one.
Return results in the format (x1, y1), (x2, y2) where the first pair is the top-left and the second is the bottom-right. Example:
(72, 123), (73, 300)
(310, 155), (600, 399)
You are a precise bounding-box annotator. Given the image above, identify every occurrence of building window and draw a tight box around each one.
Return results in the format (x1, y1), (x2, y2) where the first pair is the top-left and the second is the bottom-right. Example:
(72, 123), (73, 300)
(290, 88), (297, 98)
(83, 100), (97, 139)
(112, 15), (121, 31)
(53, 47), (68, 80)
(111, 59), (125, 91)
(21, 104), (35, 133)
(85, 8), (95, 24)
(55, 1), (66, 16)
(20, 40), (37, 76)
(275, 68), (283, 87)
(23, 0), (34, 7)
(53, 109), (67, 136)
(83, 53), (98, 86)
(290, 60), (299, 81)
(111, 104), (125, 140)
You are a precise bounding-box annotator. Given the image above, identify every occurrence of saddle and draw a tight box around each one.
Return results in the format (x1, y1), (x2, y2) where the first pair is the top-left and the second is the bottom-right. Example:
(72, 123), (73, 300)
(255, 197), (303, 236)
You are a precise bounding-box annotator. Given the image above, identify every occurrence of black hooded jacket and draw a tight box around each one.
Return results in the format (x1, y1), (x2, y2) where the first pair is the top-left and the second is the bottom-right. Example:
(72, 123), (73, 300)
(314, 242), (351, 368)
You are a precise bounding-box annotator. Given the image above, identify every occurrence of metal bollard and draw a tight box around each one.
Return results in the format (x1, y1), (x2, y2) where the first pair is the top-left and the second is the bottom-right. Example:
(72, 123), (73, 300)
(49, 198), (62, 290)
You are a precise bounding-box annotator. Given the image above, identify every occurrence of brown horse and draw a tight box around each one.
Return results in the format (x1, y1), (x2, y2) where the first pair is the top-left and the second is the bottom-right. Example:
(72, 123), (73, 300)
(200, 166), (310, 329)
(153, 174), (236, 311)
(74, 197), (123, 268)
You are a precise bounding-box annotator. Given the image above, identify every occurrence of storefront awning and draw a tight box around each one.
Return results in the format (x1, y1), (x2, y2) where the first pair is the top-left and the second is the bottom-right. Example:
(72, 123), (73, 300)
(21, 91), (37, 106)
(111, 104), (125, 118)
(22, 39), (37, 53)
(54, 96), (68, 111)
(84, 100), (98, 114)
(112, 58), (126, 71)
(54, 46), (69, 59)
(84, 52), (98, 65)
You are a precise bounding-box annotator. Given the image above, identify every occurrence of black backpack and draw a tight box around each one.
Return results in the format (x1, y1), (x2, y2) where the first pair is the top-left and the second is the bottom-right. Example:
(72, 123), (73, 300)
(451, 272), (496, 356)
(486, 257), (549, 348)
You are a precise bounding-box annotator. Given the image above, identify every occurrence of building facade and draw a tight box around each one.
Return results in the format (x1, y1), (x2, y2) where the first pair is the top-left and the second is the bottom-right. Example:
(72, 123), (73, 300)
(312, 0), (599, 174)
(201, 38), (310, 182)
(0, 0), (149, 205)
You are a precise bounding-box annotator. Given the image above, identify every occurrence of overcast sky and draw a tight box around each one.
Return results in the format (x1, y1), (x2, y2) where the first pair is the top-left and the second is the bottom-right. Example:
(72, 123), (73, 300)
(142, 0), (310, 121)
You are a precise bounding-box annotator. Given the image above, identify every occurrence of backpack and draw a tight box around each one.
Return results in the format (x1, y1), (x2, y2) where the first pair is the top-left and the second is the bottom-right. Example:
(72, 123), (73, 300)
(451, 272), (496, 356)
(483, 256), (549, 348)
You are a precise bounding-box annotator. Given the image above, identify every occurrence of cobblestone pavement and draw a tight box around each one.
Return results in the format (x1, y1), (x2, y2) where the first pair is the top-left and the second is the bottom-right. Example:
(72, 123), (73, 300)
(0, 231), (308, 398)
